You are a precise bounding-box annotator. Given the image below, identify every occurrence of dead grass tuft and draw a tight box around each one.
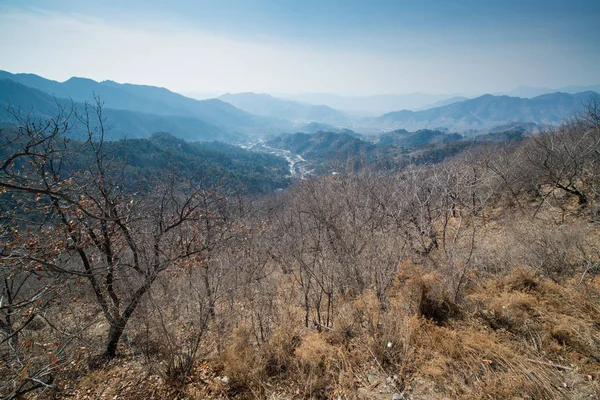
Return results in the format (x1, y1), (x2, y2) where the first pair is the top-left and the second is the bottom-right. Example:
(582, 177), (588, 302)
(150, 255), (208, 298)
(395, 262), (461, 325)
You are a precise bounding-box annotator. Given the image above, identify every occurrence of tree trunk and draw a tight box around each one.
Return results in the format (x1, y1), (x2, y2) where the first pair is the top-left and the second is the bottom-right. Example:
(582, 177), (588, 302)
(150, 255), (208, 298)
(556, 183), (588, 207)
(203, 266), (216, 319)
(104, 317), (126, 358)
(304, 289), (310, 328)
(102, 276), (156, 359)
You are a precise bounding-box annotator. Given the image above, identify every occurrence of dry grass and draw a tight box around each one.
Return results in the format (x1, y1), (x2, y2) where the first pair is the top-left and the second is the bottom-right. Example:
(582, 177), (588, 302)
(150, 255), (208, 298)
(22, 262), (599, 400)
(7, 185), (600, 400)
(206, 258), (599, 399)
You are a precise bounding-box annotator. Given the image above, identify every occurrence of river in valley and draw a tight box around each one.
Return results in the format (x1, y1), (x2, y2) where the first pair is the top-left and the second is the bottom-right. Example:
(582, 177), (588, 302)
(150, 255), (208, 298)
(239, 139), (313, 179)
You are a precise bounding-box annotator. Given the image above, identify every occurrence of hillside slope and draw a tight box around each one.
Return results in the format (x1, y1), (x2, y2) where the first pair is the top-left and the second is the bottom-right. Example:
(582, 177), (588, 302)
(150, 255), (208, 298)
(0, 79), (237, 142)
(0, 70), (291, 137)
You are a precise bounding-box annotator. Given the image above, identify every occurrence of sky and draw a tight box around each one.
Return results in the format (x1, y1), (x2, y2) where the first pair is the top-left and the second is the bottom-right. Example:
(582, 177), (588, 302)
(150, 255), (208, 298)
(0, 0), (599, 96)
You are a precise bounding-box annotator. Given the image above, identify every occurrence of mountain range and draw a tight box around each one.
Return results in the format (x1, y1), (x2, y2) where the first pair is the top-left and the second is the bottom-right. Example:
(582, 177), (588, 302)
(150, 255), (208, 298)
(0, 70), (598, 142)
(501, 84), (600, 98)
(418, 96), (470, 110)
(374, 92), (598, 133)
(219, 92), (351, 126)
(0, 70), (292, 141)
(283, 85), (600, 114)
(0, 79), (239, 142)
(281, 92), (456, 115)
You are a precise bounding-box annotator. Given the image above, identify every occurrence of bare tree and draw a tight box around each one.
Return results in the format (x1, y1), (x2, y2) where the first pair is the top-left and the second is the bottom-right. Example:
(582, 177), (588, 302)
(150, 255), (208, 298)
(0, 100), (231, 360)
(0, 104), (75, 398)
(524, 99), (600, 213)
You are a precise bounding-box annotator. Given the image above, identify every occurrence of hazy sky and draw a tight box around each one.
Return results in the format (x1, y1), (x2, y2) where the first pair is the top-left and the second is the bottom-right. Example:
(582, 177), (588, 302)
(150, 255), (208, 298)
(0, 0), (599, 96)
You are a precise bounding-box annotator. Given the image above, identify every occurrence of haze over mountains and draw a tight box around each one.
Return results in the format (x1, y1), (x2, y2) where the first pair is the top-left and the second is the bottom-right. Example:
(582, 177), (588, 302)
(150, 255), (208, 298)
(281, 93), (457, 116)
(218, 92), (351, 126)
(0, 70), (292, 141)
(275, 84), (600, 115)
(0, 70), (598, 144)
(5, 68), (593, 180)
(374, 91), (597, 132)
(501, 84), (600, 99)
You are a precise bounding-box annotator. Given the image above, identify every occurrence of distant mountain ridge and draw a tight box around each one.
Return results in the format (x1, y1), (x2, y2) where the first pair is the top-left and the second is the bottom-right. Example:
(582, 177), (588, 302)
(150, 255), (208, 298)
(219, 92), (351, 126)
(375, 91), (598, 133)
(0, 79), (237, 142)
(282, 92), (460, 115)
(502, 84), (600, 98)
(418, 96), (470, 110)
(2, 70), (597, 141)
(0, 70), (292, 138)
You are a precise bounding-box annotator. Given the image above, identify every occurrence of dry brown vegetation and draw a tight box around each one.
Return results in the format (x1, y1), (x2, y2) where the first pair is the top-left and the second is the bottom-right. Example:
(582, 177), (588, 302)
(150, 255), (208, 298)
(2, 99), (600, 399)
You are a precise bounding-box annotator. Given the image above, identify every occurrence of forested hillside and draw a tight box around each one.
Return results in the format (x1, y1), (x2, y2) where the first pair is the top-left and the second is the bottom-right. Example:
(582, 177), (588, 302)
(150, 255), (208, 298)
(104, 133), (291, 194)
(266, 128), (518, 174)
(2, 97), (600, 399)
